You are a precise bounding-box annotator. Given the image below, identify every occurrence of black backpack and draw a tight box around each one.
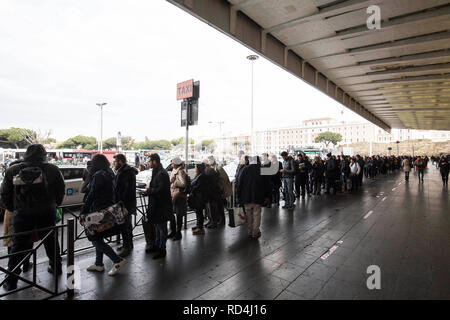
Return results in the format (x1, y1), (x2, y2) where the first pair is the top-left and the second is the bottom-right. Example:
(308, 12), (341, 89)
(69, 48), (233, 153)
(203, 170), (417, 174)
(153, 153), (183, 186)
(417, 159), (424, 167)
(13, 164), (49, 211)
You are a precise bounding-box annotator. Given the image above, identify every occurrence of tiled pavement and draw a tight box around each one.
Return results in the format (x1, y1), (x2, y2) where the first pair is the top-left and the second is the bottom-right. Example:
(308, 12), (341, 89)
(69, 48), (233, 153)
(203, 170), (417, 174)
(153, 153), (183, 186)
(1, 166), (449, 300)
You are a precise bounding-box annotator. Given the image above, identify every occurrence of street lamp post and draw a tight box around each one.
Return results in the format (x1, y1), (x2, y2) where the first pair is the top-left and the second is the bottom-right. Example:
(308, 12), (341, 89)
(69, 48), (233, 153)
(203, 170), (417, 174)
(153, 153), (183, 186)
(96, 102), (107, 153)
(247, 54), (259, 155)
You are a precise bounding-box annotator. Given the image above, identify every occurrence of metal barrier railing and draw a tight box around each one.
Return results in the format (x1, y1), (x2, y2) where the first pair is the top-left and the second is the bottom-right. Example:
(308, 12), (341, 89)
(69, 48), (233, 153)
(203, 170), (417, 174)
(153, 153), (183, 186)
(0, 218), (75, 300)
(57, 192), (198, 257)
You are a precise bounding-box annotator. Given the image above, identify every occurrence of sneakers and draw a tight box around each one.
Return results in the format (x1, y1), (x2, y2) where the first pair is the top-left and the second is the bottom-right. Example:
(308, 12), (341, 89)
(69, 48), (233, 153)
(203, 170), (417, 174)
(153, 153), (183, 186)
(87, 264), (105, 272)
(153, 249), (167, 260)
(108, 259), (127, 276)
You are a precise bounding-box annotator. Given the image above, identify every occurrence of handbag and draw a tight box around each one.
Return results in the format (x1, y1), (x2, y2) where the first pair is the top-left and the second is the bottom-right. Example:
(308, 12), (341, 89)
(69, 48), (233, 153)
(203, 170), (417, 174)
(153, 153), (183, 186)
(80, 202), (128, 238)
(228, 182), (246, 228)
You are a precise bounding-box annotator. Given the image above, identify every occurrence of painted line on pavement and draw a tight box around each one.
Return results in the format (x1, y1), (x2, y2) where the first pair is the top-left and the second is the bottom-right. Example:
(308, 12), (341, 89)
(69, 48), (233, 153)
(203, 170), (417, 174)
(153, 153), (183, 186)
(364, 210), (374, 219)
(381, 196), (387, 202)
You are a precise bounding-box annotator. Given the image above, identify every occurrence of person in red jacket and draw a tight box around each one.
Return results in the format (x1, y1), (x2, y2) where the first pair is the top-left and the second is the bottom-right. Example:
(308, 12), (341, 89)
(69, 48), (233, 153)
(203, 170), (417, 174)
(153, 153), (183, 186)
(414, 156), (426, 183)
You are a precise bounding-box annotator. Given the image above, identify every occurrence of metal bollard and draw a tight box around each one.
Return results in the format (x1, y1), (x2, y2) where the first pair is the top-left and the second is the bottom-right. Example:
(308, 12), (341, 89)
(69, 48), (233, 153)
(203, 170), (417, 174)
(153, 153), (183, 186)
(66, 218), (75, 298)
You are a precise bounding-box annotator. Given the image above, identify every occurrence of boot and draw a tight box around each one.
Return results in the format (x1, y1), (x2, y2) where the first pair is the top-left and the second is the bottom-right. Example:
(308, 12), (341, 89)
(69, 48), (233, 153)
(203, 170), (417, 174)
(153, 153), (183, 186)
(145, 244), (158, 253)
(118, 247), (132, 258)
(172, 232), (182, 241)
(167, 232), (176, 239)
(153, 248), (167, 260)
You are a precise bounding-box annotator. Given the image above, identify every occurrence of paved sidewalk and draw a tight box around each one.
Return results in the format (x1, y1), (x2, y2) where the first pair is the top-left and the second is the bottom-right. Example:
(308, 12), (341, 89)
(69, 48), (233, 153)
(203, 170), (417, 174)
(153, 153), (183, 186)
(2, 167), (449, 300)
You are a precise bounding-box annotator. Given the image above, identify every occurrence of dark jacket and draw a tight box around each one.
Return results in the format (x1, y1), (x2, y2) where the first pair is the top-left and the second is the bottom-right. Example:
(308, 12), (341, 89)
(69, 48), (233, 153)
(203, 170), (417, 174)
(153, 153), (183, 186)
(282, 156), (296, 178)
(190, 172), (209, 209)
(312, 162), (325, 180)
(114, 164), (138, 214)
(81, 168), (115, 215)
(326, 157), (337, 176)
(270, 162), (283, 189)
(0, 145), (65, 216)
(204, 166), (221, 201)
(237, 164), (270, 206)
(146, 164), (172, 224)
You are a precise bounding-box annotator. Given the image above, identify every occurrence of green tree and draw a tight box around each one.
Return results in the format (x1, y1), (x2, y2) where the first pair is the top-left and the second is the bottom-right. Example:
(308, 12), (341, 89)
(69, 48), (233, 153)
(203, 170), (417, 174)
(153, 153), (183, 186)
(57, 135), (97, 150)
(171, 137), (194, 146)
(0, 128), (37, 148)
(201, 139), (216, 152)
(103, 137), (117, 150)
(314, 131), (343, 147)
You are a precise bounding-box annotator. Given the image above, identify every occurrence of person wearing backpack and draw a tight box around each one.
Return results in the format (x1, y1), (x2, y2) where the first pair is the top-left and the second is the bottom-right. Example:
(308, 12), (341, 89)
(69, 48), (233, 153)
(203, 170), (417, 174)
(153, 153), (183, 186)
(168, 157), (188, 241)
(0, 144), (65, 291)
(414, 156), (426, 183)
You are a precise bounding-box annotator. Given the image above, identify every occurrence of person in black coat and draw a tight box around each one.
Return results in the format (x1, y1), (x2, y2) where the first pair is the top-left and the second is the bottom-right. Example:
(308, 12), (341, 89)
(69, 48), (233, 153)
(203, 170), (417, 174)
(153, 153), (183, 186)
(81, 154), (127, 276)
(311, 156), (325, 195)
(325, 153), (338, 194)
(237, 156), (270, 239)
(144, 153), (172, 259)
(0, 144), (65, 290)
(190, 163), (210, 235)
(113, 153), (138, 257)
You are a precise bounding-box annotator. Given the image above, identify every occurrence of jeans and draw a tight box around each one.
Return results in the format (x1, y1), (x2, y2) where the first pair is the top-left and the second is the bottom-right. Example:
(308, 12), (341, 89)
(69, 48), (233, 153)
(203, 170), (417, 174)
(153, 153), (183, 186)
(120, 215), (133, 249)
(417, 170), (424, 181)
(92, 239), (121, 266)
(244, 204), (262, 237)
(282, 177), (294, 206)
(155, 223), (168, 250)
(142, 218), (155, 246)
(7, 212), (61, 284)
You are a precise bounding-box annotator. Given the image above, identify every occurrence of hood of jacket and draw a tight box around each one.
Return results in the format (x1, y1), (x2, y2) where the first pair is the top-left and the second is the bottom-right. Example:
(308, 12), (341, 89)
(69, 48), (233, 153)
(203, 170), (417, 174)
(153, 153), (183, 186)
(23, 144), (47, 163)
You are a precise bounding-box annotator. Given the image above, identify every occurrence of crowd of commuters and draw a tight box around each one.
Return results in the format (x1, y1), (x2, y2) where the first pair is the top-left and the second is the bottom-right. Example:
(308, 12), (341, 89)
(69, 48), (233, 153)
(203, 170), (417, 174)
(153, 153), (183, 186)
(1, 143), (449, 292)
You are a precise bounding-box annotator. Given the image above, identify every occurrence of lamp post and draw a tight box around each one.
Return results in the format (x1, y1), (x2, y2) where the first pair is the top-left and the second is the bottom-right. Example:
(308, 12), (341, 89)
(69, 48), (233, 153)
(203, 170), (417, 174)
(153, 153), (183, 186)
(96, 102), (107, 153)
(247, 54), (259, 155)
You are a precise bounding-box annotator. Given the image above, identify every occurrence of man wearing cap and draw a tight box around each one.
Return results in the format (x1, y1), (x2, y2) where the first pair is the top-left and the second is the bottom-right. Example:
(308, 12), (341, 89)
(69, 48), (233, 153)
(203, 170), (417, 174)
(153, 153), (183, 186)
(0, 144), (65, 291)
(168, 157), (187, 241)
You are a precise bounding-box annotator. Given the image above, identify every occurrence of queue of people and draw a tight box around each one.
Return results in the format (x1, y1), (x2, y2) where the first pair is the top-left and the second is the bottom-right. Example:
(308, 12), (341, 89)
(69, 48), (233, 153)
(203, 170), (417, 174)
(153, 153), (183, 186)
(1, 143), (449, 292)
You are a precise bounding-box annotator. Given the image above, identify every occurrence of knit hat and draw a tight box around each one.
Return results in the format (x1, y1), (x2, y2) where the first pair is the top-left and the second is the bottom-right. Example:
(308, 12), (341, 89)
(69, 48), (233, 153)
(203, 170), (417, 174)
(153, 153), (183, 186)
(172, 157), (182, 165)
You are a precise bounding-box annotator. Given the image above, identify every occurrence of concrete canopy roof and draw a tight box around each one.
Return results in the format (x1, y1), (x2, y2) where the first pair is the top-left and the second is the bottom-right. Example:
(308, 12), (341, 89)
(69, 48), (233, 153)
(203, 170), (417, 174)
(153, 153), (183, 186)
(167, 0), (450, 131)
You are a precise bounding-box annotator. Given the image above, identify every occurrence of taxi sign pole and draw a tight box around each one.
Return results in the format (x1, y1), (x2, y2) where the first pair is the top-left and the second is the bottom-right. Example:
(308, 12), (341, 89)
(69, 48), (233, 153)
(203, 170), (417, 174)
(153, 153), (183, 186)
(184, 99), (190, 230)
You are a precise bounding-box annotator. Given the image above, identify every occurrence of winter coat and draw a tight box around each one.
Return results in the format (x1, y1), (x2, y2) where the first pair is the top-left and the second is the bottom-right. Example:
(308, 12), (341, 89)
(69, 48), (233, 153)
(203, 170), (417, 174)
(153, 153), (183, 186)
(81, 168), (115, 215)
(0, 146), (65, 216)
(270, 162), (283, 189)
(114, 164), (138, 214)
(189, 173), (209, 210)
(312, 162), (325, 180)
(146, 164), (172, 224)
(402, 159), (411, 172)
(237, 164), (270, 206)
(282, 156), (296, 178)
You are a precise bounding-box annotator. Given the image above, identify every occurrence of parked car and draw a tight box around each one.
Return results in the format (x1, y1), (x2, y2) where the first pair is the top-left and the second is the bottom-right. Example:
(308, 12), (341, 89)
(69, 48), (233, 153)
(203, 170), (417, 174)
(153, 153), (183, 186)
(136, 159), (199, 190)
(59, 165), (86, 207)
